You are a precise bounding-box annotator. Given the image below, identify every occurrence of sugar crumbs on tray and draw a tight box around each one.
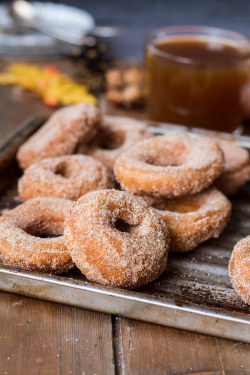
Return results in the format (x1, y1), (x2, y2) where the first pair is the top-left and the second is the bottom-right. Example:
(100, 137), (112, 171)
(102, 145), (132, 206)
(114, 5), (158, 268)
(0, 63), (97, 107)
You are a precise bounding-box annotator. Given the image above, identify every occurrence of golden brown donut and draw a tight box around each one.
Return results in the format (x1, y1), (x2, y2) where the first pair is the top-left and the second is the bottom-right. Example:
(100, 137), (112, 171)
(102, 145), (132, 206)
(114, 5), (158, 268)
(64, 189), (170, 288)
(142, 187), (231, 252)
(17, 103), (100, 169)
(79, 115), (152, 169)
(0, 197), (73, 273)
(114, 133), (224, 198)
(18, 155), (115, 201)
(229, 236), (250, 304)
(212, 138), (250, 195)
(216, 165), (250, 196)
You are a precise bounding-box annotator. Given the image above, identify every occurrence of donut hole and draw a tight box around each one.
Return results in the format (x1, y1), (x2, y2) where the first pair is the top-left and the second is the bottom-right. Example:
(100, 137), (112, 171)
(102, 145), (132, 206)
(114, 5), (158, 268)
(144, 148), (186, 167)
(54, 163), (70, 178)
(147, 158), (181, 167)
(31, 233), (59, 239)
(114, 218), (137, 233)
(152, 197), (201, 213)
(99, 131), (125, 150)
(23, 220), (64, 238)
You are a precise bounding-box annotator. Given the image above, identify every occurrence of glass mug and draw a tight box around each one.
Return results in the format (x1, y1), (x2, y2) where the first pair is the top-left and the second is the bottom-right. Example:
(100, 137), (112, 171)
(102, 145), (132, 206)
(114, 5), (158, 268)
(145, 26), (250, 132)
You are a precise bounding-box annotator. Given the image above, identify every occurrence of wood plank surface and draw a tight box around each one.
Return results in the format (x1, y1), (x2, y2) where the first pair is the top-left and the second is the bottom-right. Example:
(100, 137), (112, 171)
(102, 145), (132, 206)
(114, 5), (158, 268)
(0, 291), (115, 375)
(113, 317), (221, 375)
(1, 291), (249, 375)
(215, 338), (250, 375)
(113, 317), (250, 375)
(59, 305), (115, 375)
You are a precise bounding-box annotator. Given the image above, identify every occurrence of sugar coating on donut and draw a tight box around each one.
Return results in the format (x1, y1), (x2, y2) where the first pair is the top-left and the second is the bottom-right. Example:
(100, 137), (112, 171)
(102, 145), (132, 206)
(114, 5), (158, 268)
(17, 103), (100, 169)
(142, 187), (231, 252)
(206, 136), (250, 195)
(229, 236), (250, 305)
(65, 189), (170, 288)
(18, 155), (115, 201)
(216, 163), (250, 196)
(80, 115), (153, 169)
(210, 137), (250, 173)
(114, 133), (224, 198)
(0, 197), (73, 273)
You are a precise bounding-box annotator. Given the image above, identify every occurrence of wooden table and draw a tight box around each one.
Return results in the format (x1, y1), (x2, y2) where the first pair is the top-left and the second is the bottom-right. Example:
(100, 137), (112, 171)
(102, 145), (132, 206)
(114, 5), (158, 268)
(0, 59), (250, 375)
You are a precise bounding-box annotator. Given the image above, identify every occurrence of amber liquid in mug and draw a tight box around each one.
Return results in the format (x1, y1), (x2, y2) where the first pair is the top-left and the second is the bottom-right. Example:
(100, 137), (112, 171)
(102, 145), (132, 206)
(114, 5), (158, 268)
(146, 37), (249, 131)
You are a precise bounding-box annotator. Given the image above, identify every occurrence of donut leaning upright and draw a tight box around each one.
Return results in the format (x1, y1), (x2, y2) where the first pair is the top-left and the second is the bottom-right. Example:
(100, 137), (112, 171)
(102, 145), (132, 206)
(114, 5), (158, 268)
(17, 103), (100, 169)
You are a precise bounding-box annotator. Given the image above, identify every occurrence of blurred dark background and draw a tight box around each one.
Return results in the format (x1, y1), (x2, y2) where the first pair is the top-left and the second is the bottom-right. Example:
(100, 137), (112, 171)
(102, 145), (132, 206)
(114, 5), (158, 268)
(27, 0), (250, 59)
(1, 0), (250, 59)
(39, 0), (250, 30)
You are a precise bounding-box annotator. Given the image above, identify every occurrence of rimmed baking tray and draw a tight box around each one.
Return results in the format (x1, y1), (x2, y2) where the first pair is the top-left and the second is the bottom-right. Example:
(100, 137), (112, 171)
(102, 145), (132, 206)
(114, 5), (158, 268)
(0, 114), (249, 343)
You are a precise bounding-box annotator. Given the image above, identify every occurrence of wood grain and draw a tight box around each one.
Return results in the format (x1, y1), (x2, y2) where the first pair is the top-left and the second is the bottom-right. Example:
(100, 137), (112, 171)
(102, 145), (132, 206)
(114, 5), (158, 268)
(215, 338), (250, 375)
(0, 291), (60, 375)
(59, 304), (115, 375)
(0, 291), (114, 375)
(113, 317), (250, 375)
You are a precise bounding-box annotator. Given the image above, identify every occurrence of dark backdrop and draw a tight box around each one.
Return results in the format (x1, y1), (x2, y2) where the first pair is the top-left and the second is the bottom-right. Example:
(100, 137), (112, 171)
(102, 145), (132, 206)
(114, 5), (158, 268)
(36, 0), (250, 58)
(49, 0), (250, 31)
(2, 0), (250, 59)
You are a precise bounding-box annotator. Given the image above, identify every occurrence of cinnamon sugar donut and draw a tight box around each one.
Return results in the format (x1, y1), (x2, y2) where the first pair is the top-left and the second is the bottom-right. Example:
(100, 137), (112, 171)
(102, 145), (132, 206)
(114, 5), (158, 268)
(65, 189), (169, 288)
(216, 165), (250, 196)
(114, 133), (224, 198)
(229, 236), (250, 304)
(18, 155), (114, 201)
(80, 115), (152, 169)
(0, 197), (73, 273)
(17, 103), (100, 169)
(212, 138), (250, 195)
(142, 187), (231, 252)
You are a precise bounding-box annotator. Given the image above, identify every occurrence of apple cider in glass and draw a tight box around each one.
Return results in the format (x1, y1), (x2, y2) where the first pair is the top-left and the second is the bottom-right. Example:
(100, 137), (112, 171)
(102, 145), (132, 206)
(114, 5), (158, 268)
(146, 26), (250, 132)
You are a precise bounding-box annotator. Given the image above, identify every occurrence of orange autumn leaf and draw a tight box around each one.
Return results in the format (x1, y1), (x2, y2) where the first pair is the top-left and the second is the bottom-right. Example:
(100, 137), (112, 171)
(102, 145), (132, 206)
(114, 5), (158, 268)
(0, 63), (97, 107)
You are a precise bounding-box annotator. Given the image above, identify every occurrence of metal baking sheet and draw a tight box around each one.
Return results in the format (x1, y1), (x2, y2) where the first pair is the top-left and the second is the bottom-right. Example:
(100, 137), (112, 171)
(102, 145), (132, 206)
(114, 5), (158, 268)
(0, 115), (249, 343)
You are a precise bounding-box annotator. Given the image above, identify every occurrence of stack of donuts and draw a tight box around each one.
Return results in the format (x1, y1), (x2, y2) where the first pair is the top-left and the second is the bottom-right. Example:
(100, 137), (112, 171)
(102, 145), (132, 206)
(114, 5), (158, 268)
(0, 103), (249, 301)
